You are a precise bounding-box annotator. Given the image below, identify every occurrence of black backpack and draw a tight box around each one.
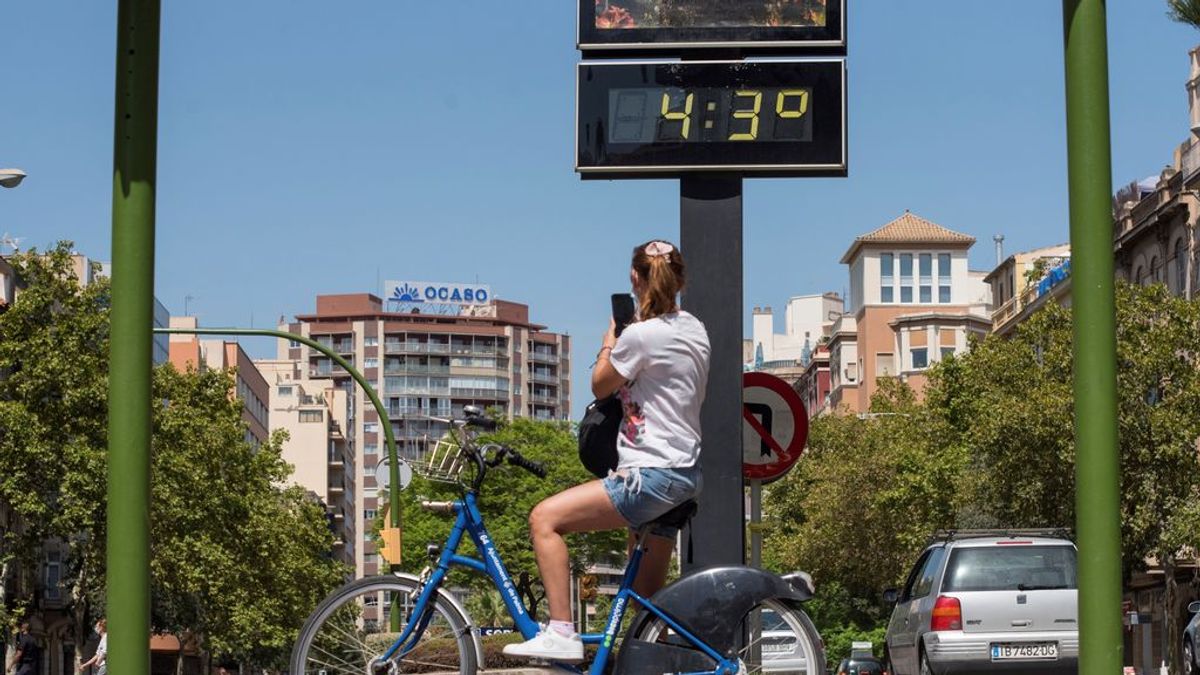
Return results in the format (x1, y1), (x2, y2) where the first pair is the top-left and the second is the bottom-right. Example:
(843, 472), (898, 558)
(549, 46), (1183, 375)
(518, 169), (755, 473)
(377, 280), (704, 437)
(578, 396), (620, 478)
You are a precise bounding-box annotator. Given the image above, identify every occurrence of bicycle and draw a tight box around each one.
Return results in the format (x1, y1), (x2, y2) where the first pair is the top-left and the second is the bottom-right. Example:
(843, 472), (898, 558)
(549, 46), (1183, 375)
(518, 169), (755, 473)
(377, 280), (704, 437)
(290, 407), (824, 675)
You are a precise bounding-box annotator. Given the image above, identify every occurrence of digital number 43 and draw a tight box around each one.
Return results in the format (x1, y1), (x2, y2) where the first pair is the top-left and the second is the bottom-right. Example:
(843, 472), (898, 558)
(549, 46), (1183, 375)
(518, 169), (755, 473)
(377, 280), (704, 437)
(661, 90), (809, 141)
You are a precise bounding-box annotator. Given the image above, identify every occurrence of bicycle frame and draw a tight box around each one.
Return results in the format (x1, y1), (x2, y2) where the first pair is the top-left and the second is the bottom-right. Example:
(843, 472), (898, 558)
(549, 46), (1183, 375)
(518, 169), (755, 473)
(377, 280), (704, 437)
(381, 492), (738, 675)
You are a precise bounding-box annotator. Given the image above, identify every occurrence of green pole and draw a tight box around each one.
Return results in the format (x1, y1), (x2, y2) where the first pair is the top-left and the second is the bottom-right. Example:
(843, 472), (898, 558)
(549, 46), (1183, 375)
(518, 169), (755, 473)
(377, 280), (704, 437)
(108, 3), (159, 675)
(153, 327), (404, 530)
(1063, 1), (1123, 672)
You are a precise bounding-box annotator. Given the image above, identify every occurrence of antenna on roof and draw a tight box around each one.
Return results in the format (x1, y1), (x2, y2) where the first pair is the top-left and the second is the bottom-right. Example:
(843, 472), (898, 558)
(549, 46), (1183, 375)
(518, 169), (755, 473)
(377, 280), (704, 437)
(0, 233), (23, 253)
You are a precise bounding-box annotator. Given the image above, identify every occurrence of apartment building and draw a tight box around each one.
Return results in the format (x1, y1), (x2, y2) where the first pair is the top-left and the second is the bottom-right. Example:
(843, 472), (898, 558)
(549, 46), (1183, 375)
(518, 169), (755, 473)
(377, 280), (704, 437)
(263, 283), (571, 586)
(985, 243), (1071, 335)
(256, 360), (357, 569)
(828, 212), (991, 413)
(167, 316), (270, 448)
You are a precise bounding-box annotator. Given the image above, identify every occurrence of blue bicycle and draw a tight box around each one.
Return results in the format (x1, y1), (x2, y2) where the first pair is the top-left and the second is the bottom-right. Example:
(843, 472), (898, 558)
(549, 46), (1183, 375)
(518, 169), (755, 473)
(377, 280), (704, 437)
(290, 409), (824, 675)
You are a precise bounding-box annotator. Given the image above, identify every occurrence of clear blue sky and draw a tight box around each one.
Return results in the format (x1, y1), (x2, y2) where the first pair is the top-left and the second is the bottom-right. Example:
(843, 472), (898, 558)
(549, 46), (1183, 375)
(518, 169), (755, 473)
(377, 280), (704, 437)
(3, 2), (1198, 417)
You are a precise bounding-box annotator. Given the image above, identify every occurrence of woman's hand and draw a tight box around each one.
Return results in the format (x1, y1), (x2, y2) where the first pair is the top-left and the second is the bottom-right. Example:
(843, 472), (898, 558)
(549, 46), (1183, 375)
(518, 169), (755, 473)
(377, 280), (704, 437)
(602, 318), (617, 350)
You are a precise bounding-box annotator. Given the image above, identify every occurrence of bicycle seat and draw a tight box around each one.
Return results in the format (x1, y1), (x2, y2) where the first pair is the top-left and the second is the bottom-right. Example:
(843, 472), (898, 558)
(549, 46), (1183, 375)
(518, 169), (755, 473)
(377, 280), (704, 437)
(649, 499), (698, 530)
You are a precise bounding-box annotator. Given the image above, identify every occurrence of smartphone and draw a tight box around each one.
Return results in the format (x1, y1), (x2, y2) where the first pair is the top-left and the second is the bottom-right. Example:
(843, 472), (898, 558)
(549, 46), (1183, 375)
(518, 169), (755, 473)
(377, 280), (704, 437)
(611, 293), (636, 337)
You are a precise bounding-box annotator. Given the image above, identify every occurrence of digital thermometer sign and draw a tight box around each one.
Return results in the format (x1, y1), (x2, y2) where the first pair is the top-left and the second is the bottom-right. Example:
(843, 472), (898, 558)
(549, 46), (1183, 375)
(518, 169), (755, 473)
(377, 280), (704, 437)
(577, 60), (846, 178)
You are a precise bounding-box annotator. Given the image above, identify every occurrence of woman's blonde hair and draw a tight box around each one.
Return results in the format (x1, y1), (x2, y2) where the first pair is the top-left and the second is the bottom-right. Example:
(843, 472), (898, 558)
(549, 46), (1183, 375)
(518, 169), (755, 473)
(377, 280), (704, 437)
(631, 240), (686, 321)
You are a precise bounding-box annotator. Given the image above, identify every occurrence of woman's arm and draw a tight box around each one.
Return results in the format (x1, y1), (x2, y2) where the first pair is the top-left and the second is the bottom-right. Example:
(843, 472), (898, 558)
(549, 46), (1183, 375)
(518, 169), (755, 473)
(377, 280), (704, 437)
(591, 320), (627, 399)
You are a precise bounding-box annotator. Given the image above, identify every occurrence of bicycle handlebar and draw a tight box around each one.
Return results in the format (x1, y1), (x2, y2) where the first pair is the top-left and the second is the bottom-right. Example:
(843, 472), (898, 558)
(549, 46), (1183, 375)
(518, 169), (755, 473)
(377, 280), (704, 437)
(504, 449), (547, 479)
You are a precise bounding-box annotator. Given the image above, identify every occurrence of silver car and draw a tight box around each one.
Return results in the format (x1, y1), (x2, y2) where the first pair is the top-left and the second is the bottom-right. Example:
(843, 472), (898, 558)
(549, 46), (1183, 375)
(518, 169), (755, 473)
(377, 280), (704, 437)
(1183, 600), (1200, 675)
(883, 530), (1079, 674)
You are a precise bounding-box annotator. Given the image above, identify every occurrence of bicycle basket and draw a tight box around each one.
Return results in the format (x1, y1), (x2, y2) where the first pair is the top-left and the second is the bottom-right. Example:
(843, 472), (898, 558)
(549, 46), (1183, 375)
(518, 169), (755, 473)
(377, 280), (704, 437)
(408, 436), (469, 484)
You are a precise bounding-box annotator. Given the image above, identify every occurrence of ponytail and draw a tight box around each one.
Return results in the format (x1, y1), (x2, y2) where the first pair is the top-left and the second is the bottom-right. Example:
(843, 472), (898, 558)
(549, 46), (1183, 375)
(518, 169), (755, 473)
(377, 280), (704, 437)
(631, 240), (686, 321)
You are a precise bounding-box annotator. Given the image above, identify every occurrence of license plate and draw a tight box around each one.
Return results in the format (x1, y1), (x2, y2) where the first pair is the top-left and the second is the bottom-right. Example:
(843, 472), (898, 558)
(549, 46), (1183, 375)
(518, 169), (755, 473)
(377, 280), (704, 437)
(991, 642), (1058, 660)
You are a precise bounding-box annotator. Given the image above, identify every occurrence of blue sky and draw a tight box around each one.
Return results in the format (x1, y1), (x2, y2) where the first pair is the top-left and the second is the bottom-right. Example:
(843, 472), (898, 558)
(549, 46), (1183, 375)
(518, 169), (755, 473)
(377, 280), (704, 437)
(3, 2), (1199, 417)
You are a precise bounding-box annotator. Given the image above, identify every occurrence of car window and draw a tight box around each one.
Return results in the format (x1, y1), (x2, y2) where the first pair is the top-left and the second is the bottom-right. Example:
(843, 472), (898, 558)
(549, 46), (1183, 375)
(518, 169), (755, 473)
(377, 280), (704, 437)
(942, 545), (1077, 592)
(899, 550), (930, 601)
(911, 546), (946, 599)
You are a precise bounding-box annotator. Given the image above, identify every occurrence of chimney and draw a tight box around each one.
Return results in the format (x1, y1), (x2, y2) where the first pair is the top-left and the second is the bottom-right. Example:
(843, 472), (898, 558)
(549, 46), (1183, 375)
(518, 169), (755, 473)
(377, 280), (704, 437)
(993, 235), (1005, 266)
(1189, 47), (1200, 137)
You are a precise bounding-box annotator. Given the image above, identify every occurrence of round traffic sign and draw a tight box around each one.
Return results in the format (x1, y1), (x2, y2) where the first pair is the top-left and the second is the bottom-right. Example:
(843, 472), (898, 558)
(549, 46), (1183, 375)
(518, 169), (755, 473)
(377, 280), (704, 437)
(376, 457), (413, 492)
(742, 371), (809, 482)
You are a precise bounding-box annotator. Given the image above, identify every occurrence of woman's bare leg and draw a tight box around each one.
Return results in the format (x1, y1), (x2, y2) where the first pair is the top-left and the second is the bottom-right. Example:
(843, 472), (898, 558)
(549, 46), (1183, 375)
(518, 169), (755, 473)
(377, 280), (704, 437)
(529, 480), (628, 622)
(626, 531), (675, 598)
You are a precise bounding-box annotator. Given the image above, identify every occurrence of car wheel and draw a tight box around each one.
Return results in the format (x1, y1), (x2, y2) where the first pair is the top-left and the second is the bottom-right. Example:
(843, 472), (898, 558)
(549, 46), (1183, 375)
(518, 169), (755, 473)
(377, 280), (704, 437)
(919, 648), (934, 675)
(1186, 638), (1195, 675)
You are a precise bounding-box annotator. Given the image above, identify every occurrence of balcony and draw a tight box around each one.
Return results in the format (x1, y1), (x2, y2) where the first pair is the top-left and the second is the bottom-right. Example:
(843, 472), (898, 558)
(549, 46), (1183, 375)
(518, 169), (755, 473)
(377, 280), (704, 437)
(451, 387), (507, 400)
(529, 393), (558, 405)
(383, 341), (451, 355)
(529, 371), (557, 385)
(384, 364), (451, 376)
(529, 351), (559, 364)
(450, 344), (504, 357)
(387, 404), (451, 418)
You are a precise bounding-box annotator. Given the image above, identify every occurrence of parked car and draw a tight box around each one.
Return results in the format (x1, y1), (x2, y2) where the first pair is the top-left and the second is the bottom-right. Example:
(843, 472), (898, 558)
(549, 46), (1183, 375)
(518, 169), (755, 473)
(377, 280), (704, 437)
(835, 655), (886, 674)
(883, 529), (1079, 674)
(1184, 600), (1200, 675)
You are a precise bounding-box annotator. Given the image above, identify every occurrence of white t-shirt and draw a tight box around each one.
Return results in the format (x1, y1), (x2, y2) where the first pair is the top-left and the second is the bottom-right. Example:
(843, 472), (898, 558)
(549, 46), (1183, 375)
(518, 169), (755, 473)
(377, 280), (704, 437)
(96, 634), (107, 660)
(608, 311), (711, 468)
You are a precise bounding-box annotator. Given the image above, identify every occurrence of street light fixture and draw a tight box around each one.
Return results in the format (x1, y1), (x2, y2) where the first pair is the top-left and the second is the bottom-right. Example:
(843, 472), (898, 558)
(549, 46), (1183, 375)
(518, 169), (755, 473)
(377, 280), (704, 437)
(0, 169), (27, 189)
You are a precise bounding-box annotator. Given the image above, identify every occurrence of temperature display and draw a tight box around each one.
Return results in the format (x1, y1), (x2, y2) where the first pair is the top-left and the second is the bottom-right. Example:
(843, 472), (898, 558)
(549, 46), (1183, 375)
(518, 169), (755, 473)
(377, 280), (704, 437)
(577, 60), (846, 178)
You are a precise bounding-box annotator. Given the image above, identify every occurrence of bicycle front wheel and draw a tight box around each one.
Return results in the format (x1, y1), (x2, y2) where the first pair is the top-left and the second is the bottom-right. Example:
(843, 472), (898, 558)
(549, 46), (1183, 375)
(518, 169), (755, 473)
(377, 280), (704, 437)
(291, 575), (479, 675)
(634, 598), (825, 675)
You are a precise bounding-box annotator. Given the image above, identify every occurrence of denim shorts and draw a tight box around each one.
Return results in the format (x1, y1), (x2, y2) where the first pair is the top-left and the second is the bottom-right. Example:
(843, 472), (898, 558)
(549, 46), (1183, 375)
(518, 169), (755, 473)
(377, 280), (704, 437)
(602, 464), (702, 537)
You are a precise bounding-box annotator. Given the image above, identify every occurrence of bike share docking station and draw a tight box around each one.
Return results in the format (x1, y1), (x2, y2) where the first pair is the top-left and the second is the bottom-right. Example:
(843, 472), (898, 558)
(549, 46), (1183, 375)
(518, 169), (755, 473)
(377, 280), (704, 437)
(575, 1), (845, 570)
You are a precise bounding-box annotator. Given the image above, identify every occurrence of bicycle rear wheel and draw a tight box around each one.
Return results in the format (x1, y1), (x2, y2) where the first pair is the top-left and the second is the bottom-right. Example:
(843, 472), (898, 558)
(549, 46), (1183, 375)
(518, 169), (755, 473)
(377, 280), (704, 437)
(291, 575), (478, 675)
(633, 598), (824, 675)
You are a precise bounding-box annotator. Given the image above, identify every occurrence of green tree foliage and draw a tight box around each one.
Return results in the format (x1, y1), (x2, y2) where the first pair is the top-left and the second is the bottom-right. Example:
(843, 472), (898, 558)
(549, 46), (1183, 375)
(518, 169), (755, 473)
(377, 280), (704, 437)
(151, 367), (344, 669)
(0, 244), (109, 651)
(0, 243), (342, 670)
(1168, 0), (1200, 29)
(766, 282), (1200, 673)
(386, 418), (626, 620)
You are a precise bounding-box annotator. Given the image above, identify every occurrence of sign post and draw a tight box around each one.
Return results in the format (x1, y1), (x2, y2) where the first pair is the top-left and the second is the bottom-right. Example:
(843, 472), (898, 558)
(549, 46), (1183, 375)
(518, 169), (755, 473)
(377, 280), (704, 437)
(741, 371), (810, 568)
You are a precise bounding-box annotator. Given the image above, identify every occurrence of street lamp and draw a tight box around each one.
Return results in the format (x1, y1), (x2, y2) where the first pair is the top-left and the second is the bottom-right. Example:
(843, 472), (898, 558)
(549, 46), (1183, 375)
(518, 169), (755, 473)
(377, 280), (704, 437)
(0, 169), (27, 189)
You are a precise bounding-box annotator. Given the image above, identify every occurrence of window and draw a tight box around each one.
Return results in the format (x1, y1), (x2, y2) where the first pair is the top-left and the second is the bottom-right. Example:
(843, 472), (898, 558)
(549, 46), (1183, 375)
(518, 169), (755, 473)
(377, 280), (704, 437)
(880, 253), (894, 303)
(938, 253), (952, 303)
(278, 385), (294, 397)
(364, 422), (380, 433)
(940, 347), (956, 360)
(289, 340), (301, 349)
(364, 509), (377, 521)
(899, 254), (913, 303)
(919, 254), (932, 303)
(901, 286), (913, 303)
(1176, 239), (1187, 294)
(44, 550), (62, 601)
(911, 547), (947, 599)
(1152, 256), (1162, 283)
(299, 410), (323, 423)
(364, 336), (379, 347)
(364, 357), (379, 369)
(911, 348), (928, 370)
(876, 353), (896, 377)
(942, 546), (1076, 592)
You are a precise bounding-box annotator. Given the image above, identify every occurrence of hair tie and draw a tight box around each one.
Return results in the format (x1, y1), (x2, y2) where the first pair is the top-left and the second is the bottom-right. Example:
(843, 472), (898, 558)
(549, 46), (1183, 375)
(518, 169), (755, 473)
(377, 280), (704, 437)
(644, 241), (674, 258)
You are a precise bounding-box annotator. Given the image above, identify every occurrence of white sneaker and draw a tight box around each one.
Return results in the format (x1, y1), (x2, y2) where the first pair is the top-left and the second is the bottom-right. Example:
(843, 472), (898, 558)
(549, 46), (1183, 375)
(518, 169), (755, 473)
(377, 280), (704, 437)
(502, 630), (585, 662)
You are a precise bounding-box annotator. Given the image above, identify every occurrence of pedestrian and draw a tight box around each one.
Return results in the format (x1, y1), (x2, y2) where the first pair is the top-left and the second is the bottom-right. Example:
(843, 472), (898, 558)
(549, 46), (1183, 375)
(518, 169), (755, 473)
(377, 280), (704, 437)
(503, 239), (710, 662)
(76, 619), (106, 675)
(6, 621), (39, 675)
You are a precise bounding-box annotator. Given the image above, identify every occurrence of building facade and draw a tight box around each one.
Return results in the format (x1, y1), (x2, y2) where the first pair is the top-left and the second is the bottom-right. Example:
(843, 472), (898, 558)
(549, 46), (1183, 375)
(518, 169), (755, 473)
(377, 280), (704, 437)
(261, 288), (571, 586)
(167, 317), (270, 449)
(828, 212), (991, 413)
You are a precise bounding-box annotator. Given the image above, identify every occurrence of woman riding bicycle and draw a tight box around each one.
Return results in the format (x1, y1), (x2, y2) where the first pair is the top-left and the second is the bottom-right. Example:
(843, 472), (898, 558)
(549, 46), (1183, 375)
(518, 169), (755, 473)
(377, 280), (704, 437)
(504, 239), (711, 662)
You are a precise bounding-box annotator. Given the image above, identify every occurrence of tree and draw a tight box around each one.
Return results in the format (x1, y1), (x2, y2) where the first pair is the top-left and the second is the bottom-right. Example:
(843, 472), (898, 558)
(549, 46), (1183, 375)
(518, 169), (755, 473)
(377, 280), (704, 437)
(0, 243), (343, 672)
(385, 418), (626, 619)
(1168, 0), (1200, 29)
(0, 243), (109, 662)
(763, 378), (966, 641)
(150, 366), (344, 671)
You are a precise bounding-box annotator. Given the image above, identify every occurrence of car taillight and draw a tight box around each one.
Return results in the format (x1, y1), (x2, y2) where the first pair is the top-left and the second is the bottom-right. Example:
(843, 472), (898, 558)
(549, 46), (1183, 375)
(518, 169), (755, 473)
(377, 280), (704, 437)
(931, 595), (962, 631)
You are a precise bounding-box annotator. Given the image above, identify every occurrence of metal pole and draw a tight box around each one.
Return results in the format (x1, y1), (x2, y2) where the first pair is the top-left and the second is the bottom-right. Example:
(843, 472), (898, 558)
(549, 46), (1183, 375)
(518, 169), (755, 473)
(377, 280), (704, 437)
(680, 175), (745, 572)
(152, 327), (405, 530)
(1062, 1), (1122, 672)
(108, 3), (159, 675)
